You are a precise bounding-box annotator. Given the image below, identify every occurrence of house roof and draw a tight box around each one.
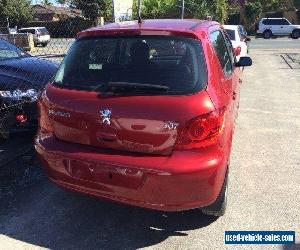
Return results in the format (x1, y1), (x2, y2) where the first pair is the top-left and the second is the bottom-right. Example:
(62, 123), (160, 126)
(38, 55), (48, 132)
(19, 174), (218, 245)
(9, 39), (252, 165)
(32, 4), (82, 17)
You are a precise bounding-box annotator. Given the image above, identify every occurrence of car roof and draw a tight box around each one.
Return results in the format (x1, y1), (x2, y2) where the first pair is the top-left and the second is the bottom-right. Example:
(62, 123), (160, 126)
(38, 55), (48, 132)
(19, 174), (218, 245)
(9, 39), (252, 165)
(19, 27), (47, 30)
(261, 18), (286, 20)
(78, 19), (219, 39)
(223, 25), (238, 31)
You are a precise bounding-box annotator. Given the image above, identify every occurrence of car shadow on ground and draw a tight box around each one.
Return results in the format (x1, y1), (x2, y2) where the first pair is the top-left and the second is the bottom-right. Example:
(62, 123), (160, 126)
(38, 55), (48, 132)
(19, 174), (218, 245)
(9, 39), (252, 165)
(0, 173), (218, 249)
(282, 243), (300, 250)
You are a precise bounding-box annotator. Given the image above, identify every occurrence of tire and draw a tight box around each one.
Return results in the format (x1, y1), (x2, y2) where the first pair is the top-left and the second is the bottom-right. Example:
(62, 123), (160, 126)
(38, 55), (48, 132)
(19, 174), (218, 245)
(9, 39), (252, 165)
(41, 43), (48, 47)
(292, 30), (300, 39)
(263, 30), (272, 39)
(201, 169), (228, 217)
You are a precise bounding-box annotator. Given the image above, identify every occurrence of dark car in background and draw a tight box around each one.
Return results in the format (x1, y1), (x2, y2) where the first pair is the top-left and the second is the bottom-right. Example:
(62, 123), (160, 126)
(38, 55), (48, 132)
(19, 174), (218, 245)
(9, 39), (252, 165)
(0, 39), (58, 139)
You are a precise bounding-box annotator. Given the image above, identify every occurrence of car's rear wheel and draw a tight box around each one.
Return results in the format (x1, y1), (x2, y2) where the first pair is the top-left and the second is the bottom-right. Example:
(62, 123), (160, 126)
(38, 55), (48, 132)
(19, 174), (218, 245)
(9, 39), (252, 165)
(201, 168), (228, 217)
(263, 30), (272, 39)
(41, 43), (48, 47)
(292, 30), (300, 39)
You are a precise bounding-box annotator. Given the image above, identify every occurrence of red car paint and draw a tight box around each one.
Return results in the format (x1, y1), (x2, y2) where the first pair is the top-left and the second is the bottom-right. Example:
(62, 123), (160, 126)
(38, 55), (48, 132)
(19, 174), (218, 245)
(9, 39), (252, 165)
(35, 19), (245, 211)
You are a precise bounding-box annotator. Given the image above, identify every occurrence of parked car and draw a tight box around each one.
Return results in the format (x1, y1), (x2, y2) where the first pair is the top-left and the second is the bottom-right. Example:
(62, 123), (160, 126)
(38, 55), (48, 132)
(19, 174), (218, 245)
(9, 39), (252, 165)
(0, 39), (58, 139)
(18, 27), (51, 47)
(257, 18), (300, 39)
(223, 25), (250, 61)
(238, 25), (248, 39)
(35, 19), (252, 216)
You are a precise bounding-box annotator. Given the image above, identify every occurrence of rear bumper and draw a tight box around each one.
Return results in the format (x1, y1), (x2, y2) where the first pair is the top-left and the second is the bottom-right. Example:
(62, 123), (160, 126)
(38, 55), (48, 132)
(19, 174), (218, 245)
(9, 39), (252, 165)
(35, 133), (229, 211)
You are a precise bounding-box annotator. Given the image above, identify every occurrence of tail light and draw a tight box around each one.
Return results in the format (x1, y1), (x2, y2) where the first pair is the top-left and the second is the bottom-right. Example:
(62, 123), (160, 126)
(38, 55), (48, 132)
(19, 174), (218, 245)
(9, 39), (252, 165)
(38, 101), (53, 133)
(16, 114), (28, 123)
(234, 46), (241, 57)
(175, 108), (226, 150)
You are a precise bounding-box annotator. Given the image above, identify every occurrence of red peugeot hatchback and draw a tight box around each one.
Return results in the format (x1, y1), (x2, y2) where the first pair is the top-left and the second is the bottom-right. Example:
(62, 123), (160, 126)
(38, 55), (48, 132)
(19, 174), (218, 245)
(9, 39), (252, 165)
(35, 19), (252, 216)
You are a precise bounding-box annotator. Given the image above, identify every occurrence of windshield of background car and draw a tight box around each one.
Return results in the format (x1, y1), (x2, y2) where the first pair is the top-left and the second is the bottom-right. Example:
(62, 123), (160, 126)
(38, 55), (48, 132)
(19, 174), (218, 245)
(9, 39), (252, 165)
(225, 29), (236, 41)
(54, 36), (207, 95)
(38, 28), (49, 35)
(18, 29), (35, 34)
(0, 39), (25, 59)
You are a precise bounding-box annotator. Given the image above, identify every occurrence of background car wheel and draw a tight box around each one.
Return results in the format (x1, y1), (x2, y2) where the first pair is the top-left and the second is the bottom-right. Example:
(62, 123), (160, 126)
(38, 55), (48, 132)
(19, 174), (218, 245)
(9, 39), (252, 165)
(263, 30), (272, 39)
(201, 169), (228, 217)
(292, 30), (300, 39)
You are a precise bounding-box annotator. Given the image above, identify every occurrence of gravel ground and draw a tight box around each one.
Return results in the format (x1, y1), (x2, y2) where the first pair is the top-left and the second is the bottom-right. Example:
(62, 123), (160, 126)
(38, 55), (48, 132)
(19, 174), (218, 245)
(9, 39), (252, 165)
(0, 46), (299, 250)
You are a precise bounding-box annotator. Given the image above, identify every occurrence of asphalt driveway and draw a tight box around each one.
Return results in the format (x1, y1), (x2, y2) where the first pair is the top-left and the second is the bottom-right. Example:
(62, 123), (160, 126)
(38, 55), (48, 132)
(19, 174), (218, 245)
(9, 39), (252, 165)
(0, 42), (299, 250)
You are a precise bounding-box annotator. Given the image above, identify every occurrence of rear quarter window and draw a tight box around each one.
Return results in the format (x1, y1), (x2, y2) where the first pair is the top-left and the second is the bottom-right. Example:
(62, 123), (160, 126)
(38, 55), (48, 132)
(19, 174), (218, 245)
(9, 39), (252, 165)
(38, 28), (49, 35)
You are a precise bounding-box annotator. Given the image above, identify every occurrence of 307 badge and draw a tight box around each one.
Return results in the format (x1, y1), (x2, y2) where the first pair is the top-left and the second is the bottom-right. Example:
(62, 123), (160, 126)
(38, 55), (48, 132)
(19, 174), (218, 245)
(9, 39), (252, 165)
(163, 121), (179, 130)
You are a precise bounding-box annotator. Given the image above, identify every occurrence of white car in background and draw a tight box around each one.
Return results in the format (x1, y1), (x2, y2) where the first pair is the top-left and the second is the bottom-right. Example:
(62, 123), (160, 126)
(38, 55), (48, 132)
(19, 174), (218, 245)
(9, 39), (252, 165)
(257, 18), (300, 39)
(223, 25), (250, 61)
(18, 27), (51, 47)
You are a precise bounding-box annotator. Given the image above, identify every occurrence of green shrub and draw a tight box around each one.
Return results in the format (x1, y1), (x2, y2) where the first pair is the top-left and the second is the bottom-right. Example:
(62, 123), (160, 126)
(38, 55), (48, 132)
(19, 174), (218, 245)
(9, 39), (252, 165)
(245, 2), (263, 30)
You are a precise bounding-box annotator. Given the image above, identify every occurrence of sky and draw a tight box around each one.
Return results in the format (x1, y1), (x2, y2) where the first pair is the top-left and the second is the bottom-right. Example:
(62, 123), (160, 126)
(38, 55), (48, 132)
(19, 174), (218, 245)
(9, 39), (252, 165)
(31, 0), (58, 5)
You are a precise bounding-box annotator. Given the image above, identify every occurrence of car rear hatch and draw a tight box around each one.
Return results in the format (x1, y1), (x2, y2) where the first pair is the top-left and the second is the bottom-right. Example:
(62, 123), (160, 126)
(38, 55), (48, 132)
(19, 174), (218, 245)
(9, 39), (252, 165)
(43, 85), (214, 155)
(40, 34), (211, 155)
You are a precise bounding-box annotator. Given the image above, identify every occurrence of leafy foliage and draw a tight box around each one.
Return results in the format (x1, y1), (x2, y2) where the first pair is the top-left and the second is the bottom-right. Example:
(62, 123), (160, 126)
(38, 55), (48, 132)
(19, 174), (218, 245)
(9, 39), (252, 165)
(133, 0), (228, 23)
(0, 0), (33, 26)
(294, 0), (300, 9)
(244, 1), (262, 29)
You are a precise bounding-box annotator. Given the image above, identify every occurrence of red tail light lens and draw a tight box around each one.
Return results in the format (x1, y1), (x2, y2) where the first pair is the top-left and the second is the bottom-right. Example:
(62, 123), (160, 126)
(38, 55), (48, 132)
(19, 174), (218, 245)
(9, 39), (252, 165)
(16, 115), (27, 123)
(175, 108), (226, 149)
(234, 46), (241, 56)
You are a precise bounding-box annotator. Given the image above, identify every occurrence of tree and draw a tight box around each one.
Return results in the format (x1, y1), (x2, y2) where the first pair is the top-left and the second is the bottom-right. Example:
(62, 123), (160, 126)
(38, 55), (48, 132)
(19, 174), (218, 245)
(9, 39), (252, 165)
(42, 0), (53, 5)
(212, 0), (228, 23)
(244, 1), (262, 29)
(294, 0), (300, 9)
(70, 0), (111, 21)
(0, 0), (33, 26)
(134, 0), (228, 22)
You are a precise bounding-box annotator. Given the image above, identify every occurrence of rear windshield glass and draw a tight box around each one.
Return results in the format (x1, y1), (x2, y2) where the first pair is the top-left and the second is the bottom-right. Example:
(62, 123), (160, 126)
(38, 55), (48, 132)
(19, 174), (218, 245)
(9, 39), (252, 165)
(38, 28), (49, 35)
(225, 29), (236, 41)
(54, 36), (207, 95)
(19, 29), (35, 34)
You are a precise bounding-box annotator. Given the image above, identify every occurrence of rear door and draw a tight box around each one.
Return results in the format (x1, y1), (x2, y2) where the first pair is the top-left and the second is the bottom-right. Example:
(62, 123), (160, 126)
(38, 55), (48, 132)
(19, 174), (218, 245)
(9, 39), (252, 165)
(44, 35), (211, 155)
(209, 30), (240, 121)
(272, 19), (291, 35)
(222, 31), (241, 116)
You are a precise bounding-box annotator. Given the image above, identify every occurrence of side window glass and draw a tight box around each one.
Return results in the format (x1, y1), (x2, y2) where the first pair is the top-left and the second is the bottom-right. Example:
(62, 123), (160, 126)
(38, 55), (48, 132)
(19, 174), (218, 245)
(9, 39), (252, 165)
(268, 20), (276, 25)
(209, 30), (233, 77)
(282, 19), (290, 25)
(222, 31), (236, 66)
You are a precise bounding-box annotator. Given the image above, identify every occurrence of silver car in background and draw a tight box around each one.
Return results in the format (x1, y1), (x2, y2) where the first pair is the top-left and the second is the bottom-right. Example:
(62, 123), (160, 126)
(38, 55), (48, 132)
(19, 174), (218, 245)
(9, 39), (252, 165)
(18, 27), (51, 47)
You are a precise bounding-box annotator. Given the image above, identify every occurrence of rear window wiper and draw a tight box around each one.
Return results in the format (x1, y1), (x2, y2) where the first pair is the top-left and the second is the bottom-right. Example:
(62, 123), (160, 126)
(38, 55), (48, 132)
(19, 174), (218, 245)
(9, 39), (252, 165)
(94, 82), (170, 93)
